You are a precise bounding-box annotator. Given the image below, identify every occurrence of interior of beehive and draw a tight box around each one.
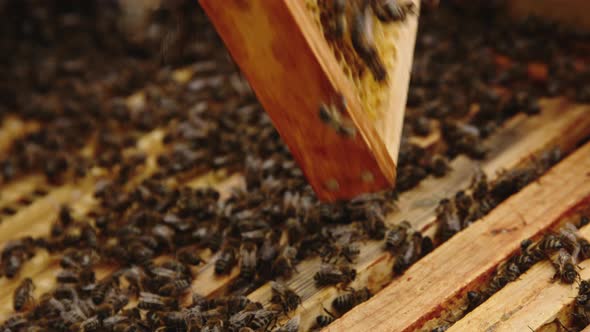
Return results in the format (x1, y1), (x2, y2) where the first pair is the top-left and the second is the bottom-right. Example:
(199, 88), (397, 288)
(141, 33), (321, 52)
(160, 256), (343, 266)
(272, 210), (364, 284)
(304, 0), (407, 121)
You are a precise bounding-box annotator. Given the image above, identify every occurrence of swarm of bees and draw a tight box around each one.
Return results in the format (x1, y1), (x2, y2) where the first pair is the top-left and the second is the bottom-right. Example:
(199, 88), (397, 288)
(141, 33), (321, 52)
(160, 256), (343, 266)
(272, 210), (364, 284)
(436, 147), (561, 243)
(573, 279), (590, 329)
(1, 1), (590, 331)
(443, 218), (590, 331)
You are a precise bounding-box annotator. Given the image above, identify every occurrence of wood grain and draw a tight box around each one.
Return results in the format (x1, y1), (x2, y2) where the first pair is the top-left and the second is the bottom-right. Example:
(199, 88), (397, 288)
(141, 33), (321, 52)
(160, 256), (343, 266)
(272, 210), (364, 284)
(450, 211), (590, 332)
(326, 141), (590, 332)
(199, 0), (419, 201)
(246, 99), (590, 331)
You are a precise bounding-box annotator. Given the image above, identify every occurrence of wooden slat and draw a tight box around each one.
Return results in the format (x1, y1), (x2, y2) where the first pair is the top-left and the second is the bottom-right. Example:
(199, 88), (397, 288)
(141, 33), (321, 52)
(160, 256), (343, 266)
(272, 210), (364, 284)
(0, 170), (241, 320)
(199, 0), (419, 201)
(0, 129), (164, 248)
(0, 116), (39, 157)
(450, 210), (590, 332)
(0, 176), (48, 207)
(326, 141), (590, 332)
(243, 99), (590, 331)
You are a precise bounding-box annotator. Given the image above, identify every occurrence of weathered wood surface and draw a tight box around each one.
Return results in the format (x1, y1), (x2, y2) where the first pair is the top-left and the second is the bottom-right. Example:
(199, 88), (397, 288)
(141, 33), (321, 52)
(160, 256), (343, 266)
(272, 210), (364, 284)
(199, 0), (419, 201)
(326, 141), (590, 332)
(243, 99), (590, 331)
(450, 210), (590, 332)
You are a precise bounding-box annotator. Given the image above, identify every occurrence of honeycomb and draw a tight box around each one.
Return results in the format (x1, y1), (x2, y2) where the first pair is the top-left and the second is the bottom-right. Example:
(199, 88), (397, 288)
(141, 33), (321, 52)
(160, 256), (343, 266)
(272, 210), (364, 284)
(304, 0), (410, 120)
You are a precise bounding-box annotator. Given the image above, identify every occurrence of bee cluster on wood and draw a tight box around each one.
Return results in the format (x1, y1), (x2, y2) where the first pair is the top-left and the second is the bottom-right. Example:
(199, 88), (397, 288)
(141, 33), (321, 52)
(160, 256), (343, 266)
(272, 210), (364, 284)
(429, 216), (590, 332)
(0, 1), (589, 331)
(317, 0), (417, 83)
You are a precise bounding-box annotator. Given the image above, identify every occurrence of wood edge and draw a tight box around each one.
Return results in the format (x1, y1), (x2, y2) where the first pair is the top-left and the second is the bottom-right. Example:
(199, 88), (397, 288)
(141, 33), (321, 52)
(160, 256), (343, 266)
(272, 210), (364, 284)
(325, 141), (590, 332)
(199, 0), (399, 200)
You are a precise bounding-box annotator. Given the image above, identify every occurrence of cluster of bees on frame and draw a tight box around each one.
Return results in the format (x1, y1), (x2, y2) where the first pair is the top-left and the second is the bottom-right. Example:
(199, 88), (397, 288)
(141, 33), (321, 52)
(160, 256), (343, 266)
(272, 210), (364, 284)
(2, 1), (590, 332)
(430, 216), (590, 332)
(315, 0), (416, 138)
(323, 0), (417, 82)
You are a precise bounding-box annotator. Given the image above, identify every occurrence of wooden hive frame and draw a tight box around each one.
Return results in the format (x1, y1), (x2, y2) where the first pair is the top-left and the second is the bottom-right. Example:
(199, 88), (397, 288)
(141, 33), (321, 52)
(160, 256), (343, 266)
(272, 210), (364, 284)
(199, 0), (419, 201)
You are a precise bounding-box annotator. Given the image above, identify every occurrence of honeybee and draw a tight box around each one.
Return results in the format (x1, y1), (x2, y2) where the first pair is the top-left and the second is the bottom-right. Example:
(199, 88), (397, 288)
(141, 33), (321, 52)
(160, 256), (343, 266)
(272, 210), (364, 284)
(318, 95), (357, 138)
(351, 5), (387, 82)
(551, 249), (579, 284)
(215, 246), (237, 275)
(332, 287), (371, 314)
(385, 221), (411, 252)
(370, 0), (416, 23)
(275, 316), (300, 332)
(270, 281), (301, 313)
(314, 263), (356, 287)
(436, 198), (461, 241)
(239, 241), (257, 280)
(138, 292), (178, 311)
(13, 277), (35, 311)
(158, 278), (191, 296)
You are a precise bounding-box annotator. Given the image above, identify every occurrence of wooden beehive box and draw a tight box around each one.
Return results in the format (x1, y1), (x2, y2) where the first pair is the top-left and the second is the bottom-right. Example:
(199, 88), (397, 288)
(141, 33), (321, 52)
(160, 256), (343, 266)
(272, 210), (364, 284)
(0, 2), (589, 332)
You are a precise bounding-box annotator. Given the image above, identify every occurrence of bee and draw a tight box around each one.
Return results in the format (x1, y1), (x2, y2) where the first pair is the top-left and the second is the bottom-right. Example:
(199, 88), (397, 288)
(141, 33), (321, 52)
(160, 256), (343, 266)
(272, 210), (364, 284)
(96, 293), (129, 319)
(370, 0), (416, 23)
(436, 198), (461, 241)
(364, 207), (387, 240)
(393, 232), (422, 274)
(1, 315), (28, 330)
(138, 292), (178, 311)
(551, 249), (579, 284)
(431, 324), (450, 332)
(229, 310), (256, 331)
(59, 204), (73, 225)
(385, 221), (411, 252)
(465, 290), (484, 313)
(579, 280), (590, 295)
(201, 318), (224, 332)
(332, 287), (371, 314)
(161, 310), (187, 330)
(351, 4), (387, 82)
(580, 216), (590, 227)
(485, 273), (509, 296)
(161, 259), (192, 278)
(272, 245), (298, 279)
(91, 276), (119, 305)
(214, 247), (237, 275)
(176, 247), (202, 266)
(14, 277), (35, 311)
(226, 295), (252, 314)
(275, 316), (300, 332)
(429, 154), (450, 177)
(470, 169), (489, 201)
(249, 308), (277, 331)
(537, 233), (564, 252)
(338, 242), (361, 263)
(56, 269), (80, 284)
(579, 238), (590, 260)
(259, 235), (280, 278)
(331, 0), (346, 39)
(316, 314), (335, 328)
(239, 241), (257, 280)
(314, 263), (356, 287)
(318, 97), (357, 138)
(158, 278), (191, 296)
(285, 218), (304, 245)
(500, 261), (521, 282)
(270, 281), (301, 313)
(559, 223), (583, 258)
